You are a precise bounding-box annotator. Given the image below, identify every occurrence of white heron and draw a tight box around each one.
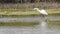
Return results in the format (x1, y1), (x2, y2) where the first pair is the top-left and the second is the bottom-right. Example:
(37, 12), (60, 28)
(34, 8), (48, 33)
(33, 8), (48, 22)
(34, 8), (48, 17)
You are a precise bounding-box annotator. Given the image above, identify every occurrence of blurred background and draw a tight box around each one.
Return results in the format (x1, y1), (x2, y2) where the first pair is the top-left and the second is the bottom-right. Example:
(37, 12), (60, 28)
(0, 0), (60, 10)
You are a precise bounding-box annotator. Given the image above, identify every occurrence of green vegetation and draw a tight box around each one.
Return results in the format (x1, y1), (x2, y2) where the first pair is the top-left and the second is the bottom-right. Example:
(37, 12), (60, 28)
(0, 20), (60, 26)
(0, 22), (39, 26)
(0, 10), (40, 16)
(47, 21), (60, 25)
(46, 8), (60, 16)
(0, 8), (60, 17)
(46, 20), (60, 29)
(0, 11), (40, 17)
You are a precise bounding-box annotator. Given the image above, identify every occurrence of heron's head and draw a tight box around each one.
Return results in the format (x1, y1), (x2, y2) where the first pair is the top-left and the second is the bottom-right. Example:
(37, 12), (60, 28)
(33, 8), (39, 10)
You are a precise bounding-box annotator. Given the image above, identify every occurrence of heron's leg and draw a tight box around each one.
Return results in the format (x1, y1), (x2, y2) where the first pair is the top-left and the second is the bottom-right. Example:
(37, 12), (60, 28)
(43, 15), (48, 21)
(41, 14), (43, 17)
(41, 15), (45, 21)
(44, 15), (48, 21)
(42, 15), (45, 18)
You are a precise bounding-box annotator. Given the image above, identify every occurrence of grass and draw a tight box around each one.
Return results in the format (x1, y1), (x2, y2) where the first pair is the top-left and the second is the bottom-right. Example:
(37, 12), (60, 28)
(0, 10), (40, 17)
(0, 22), (39, 26)
(0, 11), (39, 15)
(46, 8), (60, 16)
(46, 20), (60, 28)
(0, 20), (60, 26)
(0, 8), (60, 17)
(47, 20), (60, 25)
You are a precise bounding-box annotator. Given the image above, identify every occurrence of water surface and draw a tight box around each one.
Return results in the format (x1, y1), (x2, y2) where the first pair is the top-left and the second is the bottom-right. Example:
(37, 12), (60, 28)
(0, 16), (60, 34)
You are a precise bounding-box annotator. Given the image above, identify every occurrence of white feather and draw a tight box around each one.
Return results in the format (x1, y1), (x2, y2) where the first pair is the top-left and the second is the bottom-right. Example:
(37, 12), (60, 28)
(40, 9), (48, 15)
(34, 8), (48, 15)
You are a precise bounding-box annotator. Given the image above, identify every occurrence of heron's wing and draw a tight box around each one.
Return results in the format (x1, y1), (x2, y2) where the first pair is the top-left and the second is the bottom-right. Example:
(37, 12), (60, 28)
(40, 10), (48, 15)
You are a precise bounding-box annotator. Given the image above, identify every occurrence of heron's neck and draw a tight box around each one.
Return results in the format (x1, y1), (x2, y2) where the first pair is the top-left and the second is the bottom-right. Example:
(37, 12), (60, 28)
(36, 9), (40, 12)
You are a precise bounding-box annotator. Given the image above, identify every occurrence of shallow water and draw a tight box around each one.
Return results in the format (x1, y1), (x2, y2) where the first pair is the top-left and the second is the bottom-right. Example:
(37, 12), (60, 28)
(0, 16), (60, 34)
(0, 16), (60, 22)
(0, 23), (60, 34)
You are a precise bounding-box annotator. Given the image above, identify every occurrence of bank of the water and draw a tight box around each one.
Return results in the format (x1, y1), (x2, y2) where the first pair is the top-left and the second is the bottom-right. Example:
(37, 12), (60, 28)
(0, 8), (60, 18)
(0, 14), (60, 18)
(47, 20), (60, 25)
(0, 22), (39, 26)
